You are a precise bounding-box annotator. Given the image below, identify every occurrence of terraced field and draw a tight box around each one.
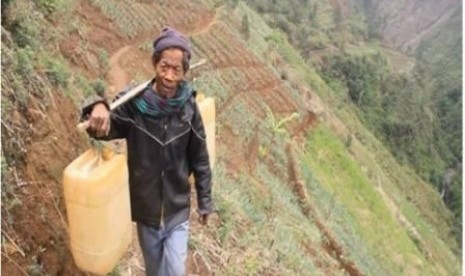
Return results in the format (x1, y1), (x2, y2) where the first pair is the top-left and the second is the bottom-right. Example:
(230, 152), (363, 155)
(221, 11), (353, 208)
(1, 0), (460, 275)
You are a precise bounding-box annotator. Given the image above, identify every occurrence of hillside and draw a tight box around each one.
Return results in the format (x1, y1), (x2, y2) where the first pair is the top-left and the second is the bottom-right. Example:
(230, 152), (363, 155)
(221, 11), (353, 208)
(245, 0), (462, 245)
(1, 0), (461, 275)
(355, 0), (459, 54)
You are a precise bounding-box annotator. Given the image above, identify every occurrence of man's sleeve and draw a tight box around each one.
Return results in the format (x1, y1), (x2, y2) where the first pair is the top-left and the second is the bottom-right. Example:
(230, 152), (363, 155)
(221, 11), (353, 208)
(187, 101), (213, 215)
(80, 92), (133, 140)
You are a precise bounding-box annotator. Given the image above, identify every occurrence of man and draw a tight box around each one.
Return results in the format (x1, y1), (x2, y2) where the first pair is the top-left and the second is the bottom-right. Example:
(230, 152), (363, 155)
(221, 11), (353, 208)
(81, 27), (213, 276)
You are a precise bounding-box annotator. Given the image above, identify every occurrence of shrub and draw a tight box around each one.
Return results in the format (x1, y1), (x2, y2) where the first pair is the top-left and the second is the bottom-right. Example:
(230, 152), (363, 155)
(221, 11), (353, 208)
(14, 47), (35, 77)
(5, 0), (44, 49)
(44, 58), (70, 88)
(91, 79), (106, 97)
(12, 21), (40, 48)
(99, 48), (109, 71)
(34, 0), (67, 16)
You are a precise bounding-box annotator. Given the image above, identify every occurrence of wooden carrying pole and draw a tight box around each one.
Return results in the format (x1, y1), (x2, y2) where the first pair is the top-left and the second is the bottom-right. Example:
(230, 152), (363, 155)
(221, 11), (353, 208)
(77, 59), (207, 132)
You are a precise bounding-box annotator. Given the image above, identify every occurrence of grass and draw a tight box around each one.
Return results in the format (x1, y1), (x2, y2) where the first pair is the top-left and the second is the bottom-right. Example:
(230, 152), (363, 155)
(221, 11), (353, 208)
(186, 95), (338, 273)
(260, 11), (461, 266)
(300, 124), (460, 275)
(189, 5), (458, 272)
(218, 97), (259, 142)
(188, 8), (342, 271)
(35, 0), (69, 16)
(43, 56), (71, 88)
(192, 69), (231, 105)
(205, 160), (324, 274)
(260, 29), (459, 273)
(233, 2), (273, 58)
(263, 30), (342, 109)
(335, 103), (461, 274)
(90, 0), (137, 37)
(98, 48), (110, 72)
(1, 0), (82, 240)
(337, 102), (458, 246)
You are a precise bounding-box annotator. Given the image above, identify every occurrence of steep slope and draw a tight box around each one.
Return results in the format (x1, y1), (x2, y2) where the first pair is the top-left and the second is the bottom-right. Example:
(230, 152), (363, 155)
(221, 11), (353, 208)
(1, 0), (461, 275)
(358, 0), (459, 54)
(245, 0), (462, 244)
(351, 0), (463, 239)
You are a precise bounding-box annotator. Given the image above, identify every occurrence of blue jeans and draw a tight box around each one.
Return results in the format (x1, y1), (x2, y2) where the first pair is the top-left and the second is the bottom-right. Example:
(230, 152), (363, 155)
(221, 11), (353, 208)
(137, 220), (189, 276)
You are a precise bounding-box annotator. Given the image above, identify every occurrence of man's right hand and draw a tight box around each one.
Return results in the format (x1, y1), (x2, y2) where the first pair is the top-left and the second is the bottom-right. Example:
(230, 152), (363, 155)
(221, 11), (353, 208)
(88, 103), (111, 137)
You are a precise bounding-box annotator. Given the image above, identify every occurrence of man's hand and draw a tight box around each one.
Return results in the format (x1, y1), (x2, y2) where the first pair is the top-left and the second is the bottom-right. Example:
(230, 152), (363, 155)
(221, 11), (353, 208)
(89, 103), (110, 137)
(198, 213), (209, 226)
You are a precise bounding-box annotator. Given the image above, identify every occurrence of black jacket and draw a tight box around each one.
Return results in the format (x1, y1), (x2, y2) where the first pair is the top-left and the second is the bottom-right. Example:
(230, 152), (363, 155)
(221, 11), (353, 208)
(81, 82), (213, 230)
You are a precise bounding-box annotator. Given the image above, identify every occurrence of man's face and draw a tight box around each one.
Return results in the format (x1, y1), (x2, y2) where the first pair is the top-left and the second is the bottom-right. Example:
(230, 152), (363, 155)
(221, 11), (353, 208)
(154, 48), (185, 98)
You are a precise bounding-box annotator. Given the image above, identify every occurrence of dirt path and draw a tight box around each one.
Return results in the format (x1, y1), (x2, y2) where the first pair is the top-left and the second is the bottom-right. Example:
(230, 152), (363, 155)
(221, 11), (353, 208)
(106, 45), (132, 95)
(189, 12), (218, 36)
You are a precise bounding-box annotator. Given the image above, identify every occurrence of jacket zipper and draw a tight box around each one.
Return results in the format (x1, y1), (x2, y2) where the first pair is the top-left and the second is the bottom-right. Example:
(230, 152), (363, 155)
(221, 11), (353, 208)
(160, 121), (167, 227)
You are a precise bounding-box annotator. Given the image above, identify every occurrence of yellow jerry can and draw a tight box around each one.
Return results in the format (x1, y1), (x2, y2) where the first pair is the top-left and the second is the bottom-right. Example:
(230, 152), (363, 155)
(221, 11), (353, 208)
(63, 148), (131, 275)
(196, 94), (216, 168)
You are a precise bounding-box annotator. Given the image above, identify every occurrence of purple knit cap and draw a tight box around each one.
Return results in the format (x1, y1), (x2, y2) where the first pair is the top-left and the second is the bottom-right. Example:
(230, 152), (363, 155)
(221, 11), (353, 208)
(153, 27), (192, 60)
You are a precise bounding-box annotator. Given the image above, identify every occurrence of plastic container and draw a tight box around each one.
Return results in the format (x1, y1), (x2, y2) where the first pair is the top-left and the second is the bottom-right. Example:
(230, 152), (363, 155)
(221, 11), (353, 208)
(196, 95), (216, 168)
(63, 148), (131, 275)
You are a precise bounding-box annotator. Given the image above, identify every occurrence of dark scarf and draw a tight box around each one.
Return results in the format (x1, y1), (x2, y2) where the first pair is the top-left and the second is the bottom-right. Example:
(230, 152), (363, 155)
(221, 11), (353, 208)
(134, 79), (192, 118)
